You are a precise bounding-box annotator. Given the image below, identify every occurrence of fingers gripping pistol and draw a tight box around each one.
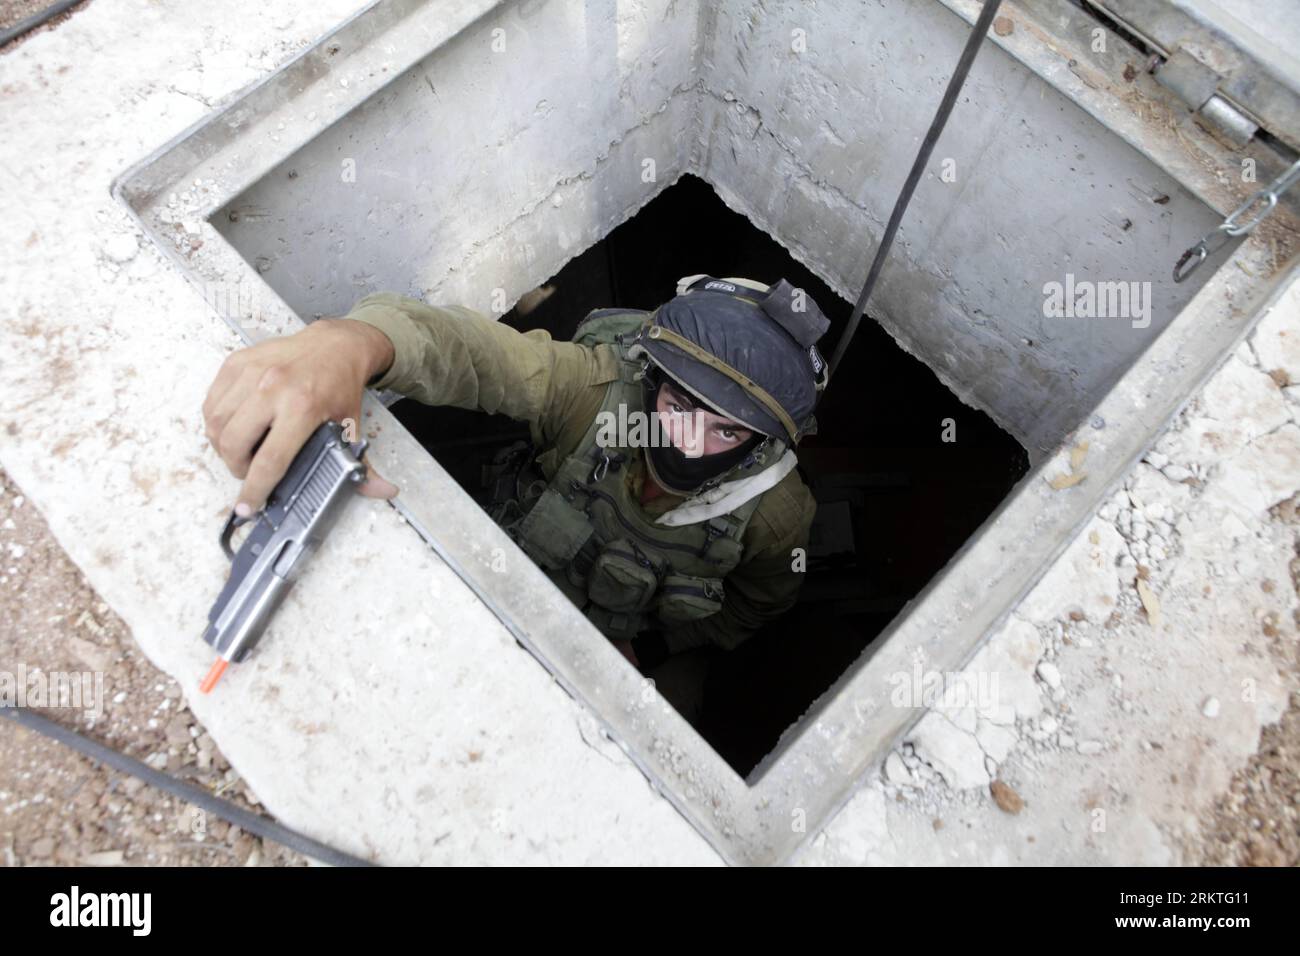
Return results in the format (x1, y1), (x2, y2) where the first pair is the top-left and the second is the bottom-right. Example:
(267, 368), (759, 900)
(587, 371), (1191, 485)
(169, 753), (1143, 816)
(199, 421), (367, 692)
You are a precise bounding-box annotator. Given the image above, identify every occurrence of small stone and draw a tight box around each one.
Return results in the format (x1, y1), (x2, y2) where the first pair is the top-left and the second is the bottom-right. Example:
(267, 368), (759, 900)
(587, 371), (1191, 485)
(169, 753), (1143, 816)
(1202, 696), (1221, 718)
(1163, 464), (1193, 482)
(1077, 740), (1104, 755)
(990, 779), (1024, 813)
(30, 837), (55, 858)
(884, 751), (915, 787)
(1040, 715), (1058, 734)
(165, 717), (191, 748)
(1036, 661), (1062, 689)
(1145, 451), (1168, 470)
(68, 636), (110, 674)
(104, 234), (138, 263)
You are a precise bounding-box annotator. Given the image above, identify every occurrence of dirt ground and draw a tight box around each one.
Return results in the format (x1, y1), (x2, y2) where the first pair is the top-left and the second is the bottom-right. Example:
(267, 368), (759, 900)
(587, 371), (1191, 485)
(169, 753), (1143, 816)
(0, 466), (308, 866)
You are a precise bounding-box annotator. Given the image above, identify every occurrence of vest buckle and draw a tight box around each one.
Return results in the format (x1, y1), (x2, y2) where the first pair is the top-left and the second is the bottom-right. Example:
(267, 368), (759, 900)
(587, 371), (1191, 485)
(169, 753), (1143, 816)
(699, 518), (728, 556)
(590, 450), (625, 484)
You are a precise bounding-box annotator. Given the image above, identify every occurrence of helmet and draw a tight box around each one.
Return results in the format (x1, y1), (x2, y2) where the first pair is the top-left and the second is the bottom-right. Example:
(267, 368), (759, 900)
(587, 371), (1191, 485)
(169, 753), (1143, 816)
(630, 275), (830, 447)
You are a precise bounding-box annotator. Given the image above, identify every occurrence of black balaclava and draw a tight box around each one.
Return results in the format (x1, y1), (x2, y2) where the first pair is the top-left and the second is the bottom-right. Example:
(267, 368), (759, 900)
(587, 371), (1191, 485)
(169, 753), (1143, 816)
(642, 372), (762, 495)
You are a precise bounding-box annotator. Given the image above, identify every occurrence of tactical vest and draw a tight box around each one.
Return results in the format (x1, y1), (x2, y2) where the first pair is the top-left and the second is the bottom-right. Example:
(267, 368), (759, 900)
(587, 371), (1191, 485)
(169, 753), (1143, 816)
(490, 309), (770, 640)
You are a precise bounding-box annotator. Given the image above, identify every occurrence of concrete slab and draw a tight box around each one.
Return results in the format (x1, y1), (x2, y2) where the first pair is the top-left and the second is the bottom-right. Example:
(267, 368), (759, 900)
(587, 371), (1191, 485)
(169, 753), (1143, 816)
(2, 0), (1297, 865)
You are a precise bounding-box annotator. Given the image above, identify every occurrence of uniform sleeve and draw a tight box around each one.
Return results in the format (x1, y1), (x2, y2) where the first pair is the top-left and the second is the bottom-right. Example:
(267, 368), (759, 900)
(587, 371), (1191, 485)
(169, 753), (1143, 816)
(342, 292), (616, 450)
(660, 475), (816, 654)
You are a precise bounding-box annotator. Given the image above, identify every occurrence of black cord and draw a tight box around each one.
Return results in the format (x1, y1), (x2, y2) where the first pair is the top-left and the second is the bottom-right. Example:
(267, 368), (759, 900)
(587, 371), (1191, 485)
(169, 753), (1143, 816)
(3, 707), (378, 866)
(0, 0), (83, 48)
(827, 0), (1006, 378)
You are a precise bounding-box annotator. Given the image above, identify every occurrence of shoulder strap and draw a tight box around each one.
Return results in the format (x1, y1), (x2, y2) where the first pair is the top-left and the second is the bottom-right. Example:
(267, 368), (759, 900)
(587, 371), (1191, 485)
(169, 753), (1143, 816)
(572, 309), (652, 349)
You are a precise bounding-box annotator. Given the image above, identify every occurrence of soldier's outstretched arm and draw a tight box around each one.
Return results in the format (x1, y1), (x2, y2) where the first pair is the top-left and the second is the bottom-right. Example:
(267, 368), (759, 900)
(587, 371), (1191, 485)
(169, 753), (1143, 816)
(203, 290), (610, 514)
(343, 292), (613, 447)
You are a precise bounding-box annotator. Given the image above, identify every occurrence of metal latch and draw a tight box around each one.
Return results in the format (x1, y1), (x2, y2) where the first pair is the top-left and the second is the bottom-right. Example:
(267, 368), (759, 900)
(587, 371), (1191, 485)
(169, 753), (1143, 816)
(1153, 48), (1257, 147)
(1173, 157), (1300, 282)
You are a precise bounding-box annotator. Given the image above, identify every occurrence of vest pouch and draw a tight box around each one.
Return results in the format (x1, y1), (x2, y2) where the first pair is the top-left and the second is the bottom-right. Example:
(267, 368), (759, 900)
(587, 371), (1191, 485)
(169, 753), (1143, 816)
(655, 573), (725, 624)
(511, 487), (593, 570)
(586, 538), (663, 614)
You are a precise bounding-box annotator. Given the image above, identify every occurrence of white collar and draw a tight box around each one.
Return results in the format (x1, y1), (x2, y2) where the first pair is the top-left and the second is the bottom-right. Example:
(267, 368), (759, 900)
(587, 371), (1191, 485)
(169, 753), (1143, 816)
(653, 451), (798, 527)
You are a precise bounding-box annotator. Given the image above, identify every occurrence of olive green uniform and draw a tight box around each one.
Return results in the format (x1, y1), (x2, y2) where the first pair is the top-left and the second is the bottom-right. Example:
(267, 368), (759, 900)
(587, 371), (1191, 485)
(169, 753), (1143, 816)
(345, 293), (816, 715)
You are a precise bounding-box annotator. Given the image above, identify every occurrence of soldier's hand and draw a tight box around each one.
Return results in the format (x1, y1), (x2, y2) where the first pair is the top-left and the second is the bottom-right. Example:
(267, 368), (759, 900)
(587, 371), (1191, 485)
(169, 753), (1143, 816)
(202, 318), (399, 514)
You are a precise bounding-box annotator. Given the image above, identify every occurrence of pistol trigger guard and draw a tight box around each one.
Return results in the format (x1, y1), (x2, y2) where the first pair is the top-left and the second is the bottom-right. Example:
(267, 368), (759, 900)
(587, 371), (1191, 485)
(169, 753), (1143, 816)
(219, 510), (255, 562)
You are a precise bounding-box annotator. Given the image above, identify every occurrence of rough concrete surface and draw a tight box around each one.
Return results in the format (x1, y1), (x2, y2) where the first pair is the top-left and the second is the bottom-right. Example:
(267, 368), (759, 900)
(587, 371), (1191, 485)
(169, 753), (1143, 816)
(798, 301), (1300, 865)
(1, 0), (1298, 866)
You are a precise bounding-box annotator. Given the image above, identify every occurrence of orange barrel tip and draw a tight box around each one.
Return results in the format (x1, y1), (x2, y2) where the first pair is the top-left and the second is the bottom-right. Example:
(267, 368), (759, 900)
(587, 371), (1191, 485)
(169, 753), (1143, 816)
(200, 658), (229, 694)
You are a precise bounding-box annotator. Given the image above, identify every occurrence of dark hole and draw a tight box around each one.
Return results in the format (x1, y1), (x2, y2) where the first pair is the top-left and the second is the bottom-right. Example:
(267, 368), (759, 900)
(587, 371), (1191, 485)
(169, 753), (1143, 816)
(392, 173), (1029, 777)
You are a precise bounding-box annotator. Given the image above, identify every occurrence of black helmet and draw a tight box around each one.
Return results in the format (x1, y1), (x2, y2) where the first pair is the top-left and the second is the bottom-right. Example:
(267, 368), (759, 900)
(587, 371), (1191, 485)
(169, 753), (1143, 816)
(632, 275), (830, 446)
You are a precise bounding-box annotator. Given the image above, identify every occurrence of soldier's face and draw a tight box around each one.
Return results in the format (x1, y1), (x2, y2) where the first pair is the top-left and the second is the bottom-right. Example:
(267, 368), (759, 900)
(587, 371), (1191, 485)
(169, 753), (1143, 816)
(655, 382), (754, 458)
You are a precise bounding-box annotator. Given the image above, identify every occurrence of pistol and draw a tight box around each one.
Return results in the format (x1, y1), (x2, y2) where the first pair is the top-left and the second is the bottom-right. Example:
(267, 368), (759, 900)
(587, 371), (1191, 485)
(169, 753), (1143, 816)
(199, 421), (368, 692)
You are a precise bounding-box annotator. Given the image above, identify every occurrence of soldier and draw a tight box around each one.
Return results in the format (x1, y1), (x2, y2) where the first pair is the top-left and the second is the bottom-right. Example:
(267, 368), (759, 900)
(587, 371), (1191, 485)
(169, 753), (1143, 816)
(202, 275), (829, 722)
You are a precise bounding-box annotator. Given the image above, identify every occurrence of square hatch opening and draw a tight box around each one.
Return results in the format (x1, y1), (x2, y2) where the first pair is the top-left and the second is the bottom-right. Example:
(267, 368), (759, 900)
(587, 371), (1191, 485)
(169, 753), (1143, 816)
(381, 174), (1031, 777)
